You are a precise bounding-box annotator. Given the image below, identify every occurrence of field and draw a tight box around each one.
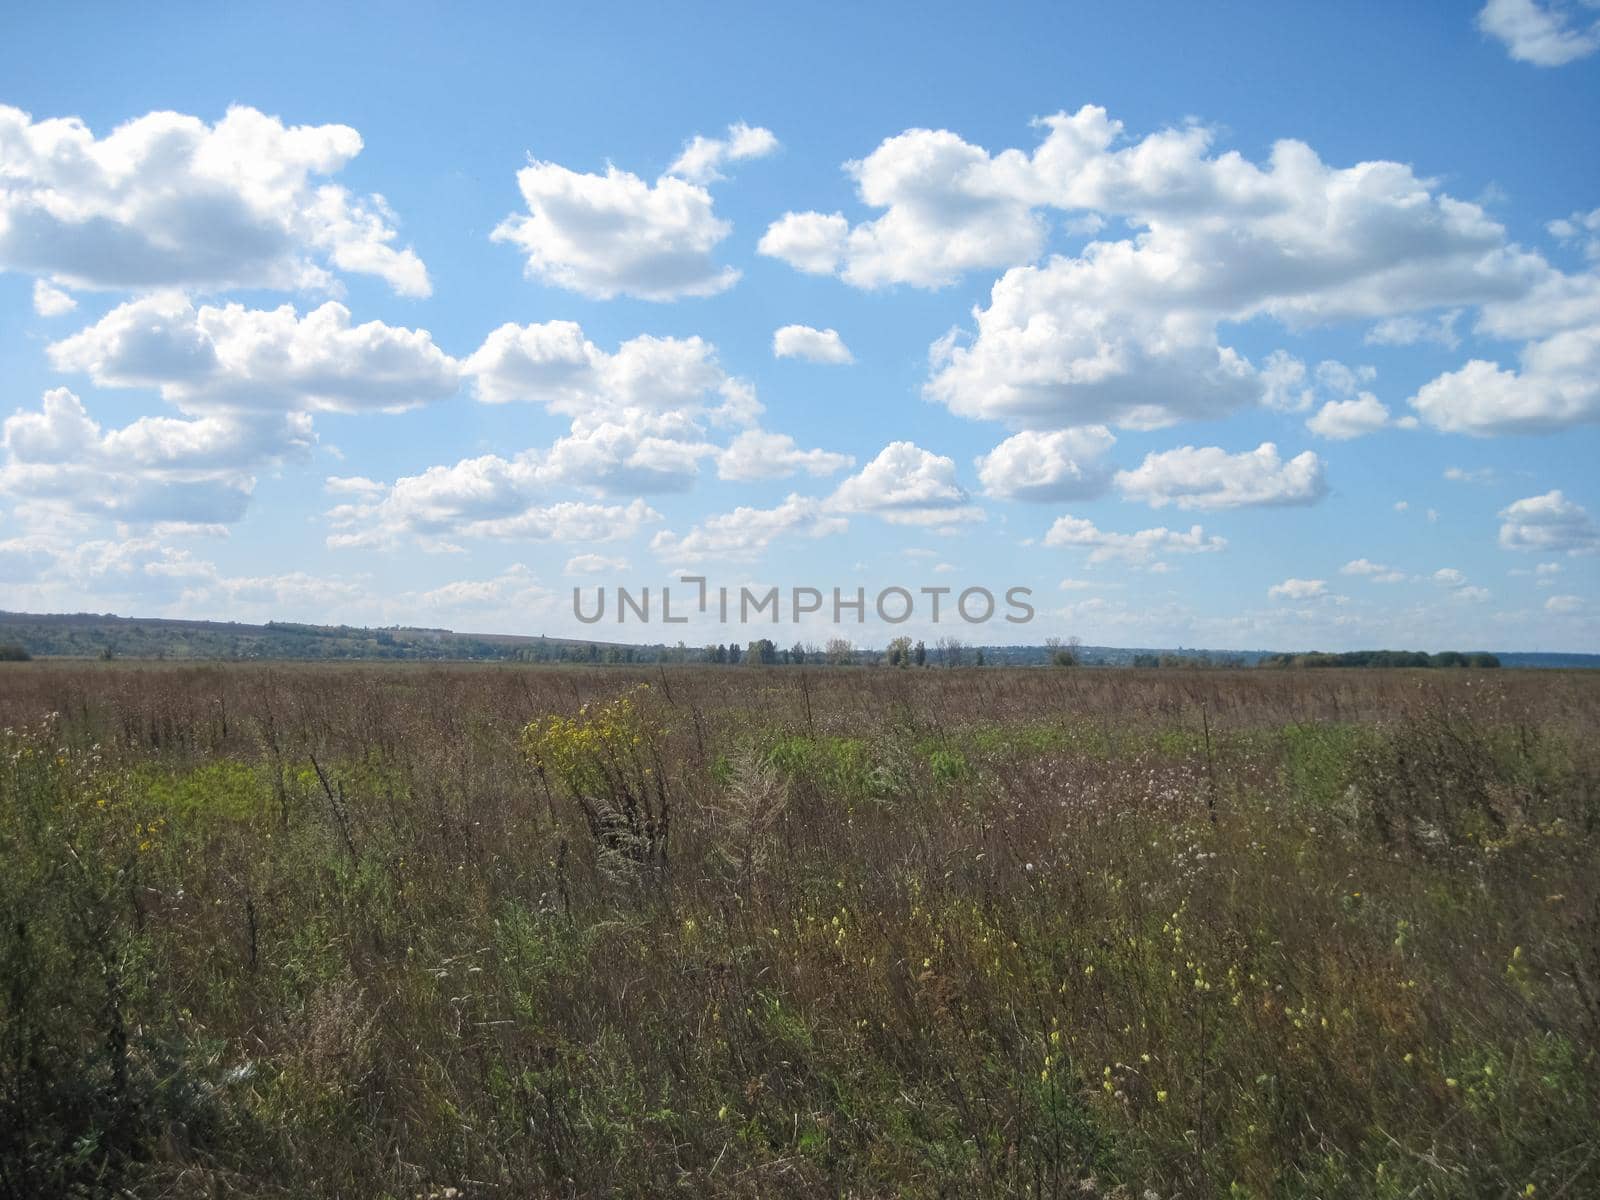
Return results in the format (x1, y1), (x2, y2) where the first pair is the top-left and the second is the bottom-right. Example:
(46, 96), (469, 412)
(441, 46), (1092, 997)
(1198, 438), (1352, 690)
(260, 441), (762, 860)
(2, 662), (1598, 1198)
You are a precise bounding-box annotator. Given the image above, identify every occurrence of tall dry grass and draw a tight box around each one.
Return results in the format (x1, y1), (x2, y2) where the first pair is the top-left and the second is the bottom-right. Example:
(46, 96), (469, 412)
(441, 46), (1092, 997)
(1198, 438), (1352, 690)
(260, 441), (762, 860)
(1, 662), (1597, 1197)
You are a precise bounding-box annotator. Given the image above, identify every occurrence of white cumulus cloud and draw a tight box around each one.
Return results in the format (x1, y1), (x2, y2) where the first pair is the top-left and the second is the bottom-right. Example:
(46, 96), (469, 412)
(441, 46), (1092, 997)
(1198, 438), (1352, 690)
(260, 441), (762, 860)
(1341, 559), (1408, 583)
(1043, 515), (1226, 564)
(464, 320), (750, 421)
(1365, 311), (1462, 348)
(885, 107), (1545, 430)
(564, 554), (628, 576)
(0, 103), (429, 296)
(1498, 490), (1600, 554)
(1, 388), (311, 526)
(717, 430), (854, 482)
(759, 120), (1074, 288)
(1409, 324), (1600, 434)
(651, 494), (847, 562)
(1478, 0), (1600, 66)
(1114, 442), (1326, 510)
(50, 294), (460, 414)
(772, 325), (853, 364)
(667, 122), (779, 184)
(31, 280), (76, 317)
(1307, 393), (1394, 440)
(492, 130), (766, 300)
(1268, 578), (1327, 601)
(464, 320), (842, 494)
(828, 441), (984, 526)
(976, 427), (1115, 501)
(324, 454), (662, 552)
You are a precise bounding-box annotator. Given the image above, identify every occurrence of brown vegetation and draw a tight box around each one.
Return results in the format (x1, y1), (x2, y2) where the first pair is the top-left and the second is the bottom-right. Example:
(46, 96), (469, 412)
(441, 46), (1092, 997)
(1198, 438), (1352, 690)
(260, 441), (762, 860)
(2, 662), (1597, 1197)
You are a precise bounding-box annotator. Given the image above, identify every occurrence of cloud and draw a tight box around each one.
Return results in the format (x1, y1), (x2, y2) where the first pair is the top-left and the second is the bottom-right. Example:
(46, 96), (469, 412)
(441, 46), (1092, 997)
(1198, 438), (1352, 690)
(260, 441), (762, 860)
(465, 320), (845, 494)
(1341, 558), (1408, 583)
(1498, 490), (1600, 554)
(1549, 208), (1600, 262)
(757, 212), (850, 275)
(409, 564), (552, 612)
(31, 280), (76, 317)
(772, 324), (853, 364)
(1409, 323), (1600, 434)
(828, 441), (984, 526)
(334, 486), (659, 553)
(1043, 515), (1226, 564)
(976, 427), (1115, 501)
(650, 494), (847, 562)
(1546, 593), (1585, 613)
(1365, 310), (1462, 348)
(1478, 0), (1600, 66)
(667, 122), (779, 184)
(323, 455), (662, 551)
(213, 570), (368, 610)
(0, 103), (428, 296)
(1, 537), (214, 605)
(50, 294), (460, 414)
(1260, 351), (1315, 412)
(757, 106), (1558, 438)
(895, 108), (1542, 430)
(1268, 578), (1327, 600)
(324, 475), (385, 497)
(717, 430), (854, 482)
(1307, 393), (1393, 439)
(1444, 465), (1498, 484)
(464, 320), (751, 421)
(1428, 568), (1490, 603)
(0, 536), (442, 623)
(759, 120), (1074, 288)
(491, 134), (755, 299)
(1, 388), (310, 526)
(1114, 442), (1326, 510)
(926, 288), (1260, 430)
(564, 553), (628, 576)
(537, 421), (719, 495)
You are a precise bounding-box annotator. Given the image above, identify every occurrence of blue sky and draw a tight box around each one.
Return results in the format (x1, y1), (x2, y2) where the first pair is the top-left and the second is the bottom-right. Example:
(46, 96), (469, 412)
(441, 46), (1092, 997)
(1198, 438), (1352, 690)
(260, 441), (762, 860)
(2, 0), (1597, 651)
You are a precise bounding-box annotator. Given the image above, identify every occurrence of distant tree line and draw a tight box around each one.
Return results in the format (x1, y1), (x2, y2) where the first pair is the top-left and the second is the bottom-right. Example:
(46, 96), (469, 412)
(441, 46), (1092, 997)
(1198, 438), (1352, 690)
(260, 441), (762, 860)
(1258, 650), (1500, 669)
(1130, 652), (1246, 669)
(1, 611), (1527, 670)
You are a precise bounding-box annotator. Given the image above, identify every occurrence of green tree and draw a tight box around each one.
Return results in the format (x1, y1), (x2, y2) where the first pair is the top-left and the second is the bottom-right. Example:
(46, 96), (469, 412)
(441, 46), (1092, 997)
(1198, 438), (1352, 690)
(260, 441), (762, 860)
(1045, 636), (1080, 667)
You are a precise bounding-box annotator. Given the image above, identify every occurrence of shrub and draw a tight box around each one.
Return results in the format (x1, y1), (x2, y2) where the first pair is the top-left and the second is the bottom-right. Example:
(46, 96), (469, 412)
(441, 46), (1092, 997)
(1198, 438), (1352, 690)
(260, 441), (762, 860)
(522, 684), (671, 877)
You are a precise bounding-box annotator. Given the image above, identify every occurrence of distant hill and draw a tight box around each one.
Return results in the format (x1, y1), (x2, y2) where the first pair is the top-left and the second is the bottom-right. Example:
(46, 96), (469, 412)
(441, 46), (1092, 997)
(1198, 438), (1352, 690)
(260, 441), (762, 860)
(1, 610), (1595, 668)
(0, 610), (650, 664)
